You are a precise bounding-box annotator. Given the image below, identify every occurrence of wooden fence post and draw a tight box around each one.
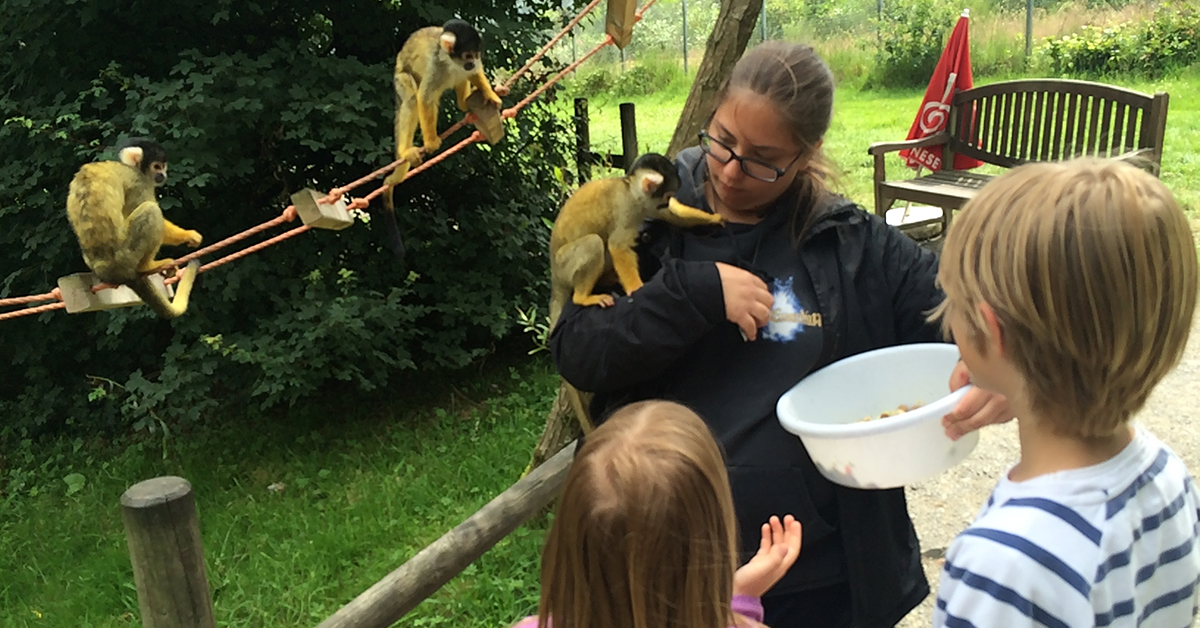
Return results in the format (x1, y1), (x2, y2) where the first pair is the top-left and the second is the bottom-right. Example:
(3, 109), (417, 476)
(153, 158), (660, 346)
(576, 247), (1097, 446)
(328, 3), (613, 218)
(316, 443), (576, 628)
(620, 102), (638, 169)
(120, 476), (216, 628)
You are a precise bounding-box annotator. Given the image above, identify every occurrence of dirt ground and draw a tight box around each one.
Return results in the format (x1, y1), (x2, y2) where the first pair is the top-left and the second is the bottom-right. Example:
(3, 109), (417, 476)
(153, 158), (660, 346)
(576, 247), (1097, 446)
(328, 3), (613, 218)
(895, 315), (1200, 626)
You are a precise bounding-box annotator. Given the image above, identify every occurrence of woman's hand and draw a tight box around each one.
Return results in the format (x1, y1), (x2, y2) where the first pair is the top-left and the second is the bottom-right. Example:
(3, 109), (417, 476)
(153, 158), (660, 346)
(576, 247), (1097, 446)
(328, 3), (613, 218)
(944, 359), (1014, 440)
(716, 262), (773, 341)
(733, 515), (802, 598)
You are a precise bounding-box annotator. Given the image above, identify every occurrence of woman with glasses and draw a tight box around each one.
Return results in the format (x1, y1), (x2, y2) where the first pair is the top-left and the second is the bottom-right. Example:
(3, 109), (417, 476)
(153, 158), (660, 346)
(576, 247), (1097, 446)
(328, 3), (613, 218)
(549, 42), (1010, 628)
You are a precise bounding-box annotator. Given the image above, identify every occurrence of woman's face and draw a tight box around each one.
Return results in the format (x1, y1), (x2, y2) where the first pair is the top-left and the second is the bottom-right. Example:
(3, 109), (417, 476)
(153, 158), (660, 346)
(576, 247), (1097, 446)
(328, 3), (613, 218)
(704, 89), (807, 221)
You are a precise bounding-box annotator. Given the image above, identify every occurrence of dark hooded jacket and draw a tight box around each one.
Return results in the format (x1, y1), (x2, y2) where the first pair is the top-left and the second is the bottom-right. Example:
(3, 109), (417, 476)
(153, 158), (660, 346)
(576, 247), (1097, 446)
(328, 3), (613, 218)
(549, 147), (943, 628)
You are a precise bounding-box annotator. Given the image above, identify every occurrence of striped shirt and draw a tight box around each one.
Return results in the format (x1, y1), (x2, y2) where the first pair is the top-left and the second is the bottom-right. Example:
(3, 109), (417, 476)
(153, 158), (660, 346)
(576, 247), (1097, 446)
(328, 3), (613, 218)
(934, 427), (1200, 628)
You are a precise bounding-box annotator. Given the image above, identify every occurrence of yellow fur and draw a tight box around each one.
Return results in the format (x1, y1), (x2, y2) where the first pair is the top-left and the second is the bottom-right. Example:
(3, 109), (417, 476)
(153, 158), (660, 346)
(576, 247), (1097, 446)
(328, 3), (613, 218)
(65, 150), (202, 319)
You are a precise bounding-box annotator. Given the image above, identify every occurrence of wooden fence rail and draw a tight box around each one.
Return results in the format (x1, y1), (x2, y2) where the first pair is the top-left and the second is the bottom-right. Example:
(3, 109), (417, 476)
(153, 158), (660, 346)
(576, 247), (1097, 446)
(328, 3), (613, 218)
(120, 443), (576, 628)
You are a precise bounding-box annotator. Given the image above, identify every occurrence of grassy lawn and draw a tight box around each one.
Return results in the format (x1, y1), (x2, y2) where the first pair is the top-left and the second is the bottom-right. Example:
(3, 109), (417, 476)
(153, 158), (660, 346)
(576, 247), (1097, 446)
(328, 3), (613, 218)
(0, 358), (557, 627)
(4, 68), (1199, 628)
(583, 68), (1200, 217)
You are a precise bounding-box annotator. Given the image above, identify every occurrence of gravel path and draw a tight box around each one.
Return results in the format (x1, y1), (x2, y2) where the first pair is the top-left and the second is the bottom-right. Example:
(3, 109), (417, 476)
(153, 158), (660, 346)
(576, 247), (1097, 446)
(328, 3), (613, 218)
(896, 315), (1200, 626)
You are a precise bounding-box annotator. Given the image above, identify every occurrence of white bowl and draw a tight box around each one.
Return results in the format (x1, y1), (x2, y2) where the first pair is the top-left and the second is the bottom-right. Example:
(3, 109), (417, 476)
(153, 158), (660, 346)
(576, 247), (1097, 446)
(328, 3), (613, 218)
(776, 343), (979, 489)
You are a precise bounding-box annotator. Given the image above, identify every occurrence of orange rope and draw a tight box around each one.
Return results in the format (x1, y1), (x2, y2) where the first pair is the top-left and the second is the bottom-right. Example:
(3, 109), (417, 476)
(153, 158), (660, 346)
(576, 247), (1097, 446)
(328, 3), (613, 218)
(503, 0), (606, 90)
(175, 205), (299, 267)
(0, 302), (65, 322)
(197, 225), (314, 275)
(0, 291), (59, 308)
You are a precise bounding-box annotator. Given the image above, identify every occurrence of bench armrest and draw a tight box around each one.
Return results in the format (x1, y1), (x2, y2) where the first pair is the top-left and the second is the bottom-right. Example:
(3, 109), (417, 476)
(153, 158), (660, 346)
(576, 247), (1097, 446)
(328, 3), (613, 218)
(867, 132), (951, 156)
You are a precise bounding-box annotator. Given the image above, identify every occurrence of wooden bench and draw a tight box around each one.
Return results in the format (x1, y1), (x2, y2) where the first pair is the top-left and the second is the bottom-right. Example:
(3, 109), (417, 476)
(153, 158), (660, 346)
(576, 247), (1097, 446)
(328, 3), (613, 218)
(868, 79), (1170, 232)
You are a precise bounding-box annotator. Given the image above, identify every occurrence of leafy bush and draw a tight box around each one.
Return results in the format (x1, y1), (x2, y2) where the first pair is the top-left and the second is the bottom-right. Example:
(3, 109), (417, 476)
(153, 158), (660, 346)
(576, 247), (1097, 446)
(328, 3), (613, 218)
(613, 57), (686, 97)
(866, 0), (958, 88)
(0, 0), (571, 445)
(1038, 1), (1200, 76)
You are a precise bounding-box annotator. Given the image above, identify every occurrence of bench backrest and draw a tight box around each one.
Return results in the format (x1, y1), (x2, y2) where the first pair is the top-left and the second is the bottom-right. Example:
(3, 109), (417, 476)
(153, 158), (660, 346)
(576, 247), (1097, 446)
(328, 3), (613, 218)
(946, 79), (1169, 170)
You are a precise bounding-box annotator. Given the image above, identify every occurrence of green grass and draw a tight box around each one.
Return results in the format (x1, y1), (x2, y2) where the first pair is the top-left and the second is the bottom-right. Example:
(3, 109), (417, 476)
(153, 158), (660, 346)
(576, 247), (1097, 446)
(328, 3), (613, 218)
(583, 67), (1200, 217)
(5, 67), (1200, 628)
(0, 357), (558, 628)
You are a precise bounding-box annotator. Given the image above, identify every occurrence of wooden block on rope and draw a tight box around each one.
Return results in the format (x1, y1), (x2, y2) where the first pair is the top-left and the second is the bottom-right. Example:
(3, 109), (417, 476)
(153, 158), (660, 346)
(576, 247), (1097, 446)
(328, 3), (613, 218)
(466, 90), (505, 145)
(57, 272), (173, 314)
(291, 188), (354, 231)
(605, 0), (637, 49)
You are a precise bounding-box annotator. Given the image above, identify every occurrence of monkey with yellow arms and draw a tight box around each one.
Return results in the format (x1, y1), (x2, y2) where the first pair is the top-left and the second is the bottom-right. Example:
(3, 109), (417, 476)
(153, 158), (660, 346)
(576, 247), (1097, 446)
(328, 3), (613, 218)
(549, 153), (726, 431)
(65, 138), (203, 319)
(380, 19), (504, 260)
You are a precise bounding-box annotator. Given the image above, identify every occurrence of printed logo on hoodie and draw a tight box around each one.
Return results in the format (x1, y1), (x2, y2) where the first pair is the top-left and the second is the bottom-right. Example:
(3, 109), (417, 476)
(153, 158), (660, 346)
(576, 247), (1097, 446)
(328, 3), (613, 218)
(762, 276), (822, 342)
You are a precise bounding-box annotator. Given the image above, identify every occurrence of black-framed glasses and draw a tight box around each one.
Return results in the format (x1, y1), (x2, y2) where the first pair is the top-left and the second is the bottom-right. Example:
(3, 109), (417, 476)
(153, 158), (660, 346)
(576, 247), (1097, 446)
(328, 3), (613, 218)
(698, 130), (802, 183)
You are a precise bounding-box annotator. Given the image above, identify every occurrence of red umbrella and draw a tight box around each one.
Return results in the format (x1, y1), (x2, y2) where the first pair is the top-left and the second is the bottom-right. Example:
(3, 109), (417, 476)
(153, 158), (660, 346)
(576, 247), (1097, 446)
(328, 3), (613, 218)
(898, 9), (983, 171)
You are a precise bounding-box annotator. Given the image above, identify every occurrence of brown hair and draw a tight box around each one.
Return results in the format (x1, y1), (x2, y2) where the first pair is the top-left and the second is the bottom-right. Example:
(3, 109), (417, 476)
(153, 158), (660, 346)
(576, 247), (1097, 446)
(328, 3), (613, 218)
(931, 159), (1198, 437)
(714, 41), (837, 239)
(536, 400), (743, 628)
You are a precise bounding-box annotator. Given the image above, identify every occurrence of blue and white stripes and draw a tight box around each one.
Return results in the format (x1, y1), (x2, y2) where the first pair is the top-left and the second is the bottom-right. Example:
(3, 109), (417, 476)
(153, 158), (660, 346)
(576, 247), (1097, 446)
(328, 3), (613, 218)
(934, 429), (1200, 627)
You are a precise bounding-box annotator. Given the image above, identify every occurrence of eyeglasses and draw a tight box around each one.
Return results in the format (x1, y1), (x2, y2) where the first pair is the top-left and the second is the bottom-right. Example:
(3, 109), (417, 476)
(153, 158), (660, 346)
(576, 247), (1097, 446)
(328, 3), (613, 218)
(698, 130), (802, 183)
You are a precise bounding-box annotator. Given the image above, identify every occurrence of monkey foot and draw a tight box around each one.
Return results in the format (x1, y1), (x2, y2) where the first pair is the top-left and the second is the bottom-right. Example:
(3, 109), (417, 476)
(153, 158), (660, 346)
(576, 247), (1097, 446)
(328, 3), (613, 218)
(139, 260), (177, 278)
(574, 294), (615, 308)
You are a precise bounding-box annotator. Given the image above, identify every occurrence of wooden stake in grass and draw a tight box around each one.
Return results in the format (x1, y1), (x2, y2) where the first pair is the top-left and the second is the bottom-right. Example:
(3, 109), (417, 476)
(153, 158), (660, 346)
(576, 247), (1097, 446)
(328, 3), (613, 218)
(120, 476), (216, 628)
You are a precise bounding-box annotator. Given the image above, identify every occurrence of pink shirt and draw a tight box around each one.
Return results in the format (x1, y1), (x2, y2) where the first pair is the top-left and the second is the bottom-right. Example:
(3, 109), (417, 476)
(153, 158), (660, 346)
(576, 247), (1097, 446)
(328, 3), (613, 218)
(511, 594), (765, 627)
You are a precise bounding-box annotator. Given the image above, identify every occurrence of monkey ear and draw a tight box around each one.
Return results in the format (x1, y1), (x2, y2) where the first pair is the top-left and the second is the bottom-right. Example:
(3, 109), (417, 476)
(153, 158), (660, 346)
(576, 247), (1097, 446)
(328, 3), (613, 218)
(440, 31), (457, 54)
(118, 146), (144, 168)
(639, 171), (664, 195)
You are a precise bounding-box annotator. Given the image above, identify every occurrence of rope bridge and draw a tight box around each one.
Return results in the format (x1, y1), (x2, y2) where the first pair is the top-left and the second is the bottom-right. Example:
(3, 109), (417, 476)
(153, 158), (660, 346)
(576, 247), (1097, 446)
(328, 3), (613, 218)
(0, 0), (658, 322)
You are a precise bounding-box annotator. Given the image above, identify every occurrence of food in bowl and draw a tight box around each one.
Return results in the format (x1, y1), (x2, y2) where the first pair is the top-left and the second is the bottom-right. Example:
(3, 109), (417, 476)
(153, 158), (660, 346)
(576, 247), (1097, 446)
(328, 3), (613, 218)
(860, 402), (923, 422)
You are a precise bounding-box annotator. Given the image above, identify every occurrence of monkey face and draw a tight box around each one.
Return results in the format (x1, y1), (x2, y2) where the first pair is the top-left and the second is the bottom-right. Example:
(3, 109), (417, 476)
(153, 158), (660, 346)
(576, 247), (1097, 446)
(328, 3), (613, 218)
(149, 161), (168, 186)
(440, 19), (484, 71)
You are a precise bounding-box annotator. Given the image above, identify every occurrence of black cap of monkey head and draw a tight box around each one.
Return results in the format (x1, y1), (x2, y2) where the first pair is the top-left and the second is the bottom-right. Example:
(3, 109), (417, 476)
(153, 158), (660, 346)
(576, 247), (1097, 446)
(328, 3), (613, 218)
(116, 137), (169, 186)
(628, 153), (681, 201)
(440, 19), (483, 72)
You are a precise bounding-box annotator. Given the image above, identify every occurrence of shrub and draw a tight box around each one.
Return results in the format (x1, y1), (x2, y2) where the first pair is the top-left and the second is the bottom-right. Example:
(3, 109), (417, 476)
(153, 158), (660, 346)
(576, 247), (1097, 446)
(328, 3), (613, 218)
(866, 0), (958, 89)
(1038, 1), (1200, 76)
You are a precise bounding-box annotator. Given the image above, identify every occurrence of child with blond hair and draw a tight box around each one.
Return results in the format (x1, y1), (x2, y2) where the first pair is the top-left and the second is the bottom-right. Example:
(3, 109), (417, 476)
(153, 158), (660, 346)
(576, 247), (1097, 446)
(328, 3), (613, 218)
(931, 158), (1200, 626)
(513, 400), (802, 628)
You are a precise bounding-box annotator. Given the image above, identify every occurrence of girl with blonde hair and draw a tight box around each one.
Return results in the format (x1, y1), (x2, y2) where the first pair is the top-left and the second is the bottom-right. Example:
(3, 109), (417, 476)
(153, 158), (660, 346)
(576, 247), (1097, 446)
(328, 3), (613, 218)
(513, 400), (801, 628)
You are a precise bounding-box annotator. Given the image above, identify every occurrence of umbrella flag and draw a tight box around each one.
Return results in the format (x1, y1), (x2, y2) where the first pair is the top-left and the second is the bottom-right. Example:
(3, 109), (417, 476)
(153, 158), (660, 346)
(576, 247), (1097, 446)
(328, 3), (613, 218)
(898, 9), (983, 171)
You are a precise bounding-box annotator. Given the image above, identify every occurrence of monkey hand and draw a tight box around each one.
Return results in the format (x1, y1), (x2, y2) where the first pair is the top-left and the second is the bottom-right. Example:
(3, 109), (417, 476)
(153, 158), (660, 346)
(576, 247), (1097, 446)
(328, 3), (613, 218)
(494, 85), (510, 98)
(182, 230), (203, 248)
(422, 135), (442, 154)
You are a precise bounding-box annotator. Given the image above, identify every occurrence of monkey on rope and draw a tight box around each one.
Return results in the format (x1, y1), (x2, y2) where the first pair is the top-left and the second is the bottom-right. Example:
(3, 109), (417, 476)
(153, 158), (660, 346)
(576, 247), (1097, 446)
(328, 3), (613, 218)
(548, 153), (726, 432)
(380, 18), (504, 261)
(66, 138), (203, 319)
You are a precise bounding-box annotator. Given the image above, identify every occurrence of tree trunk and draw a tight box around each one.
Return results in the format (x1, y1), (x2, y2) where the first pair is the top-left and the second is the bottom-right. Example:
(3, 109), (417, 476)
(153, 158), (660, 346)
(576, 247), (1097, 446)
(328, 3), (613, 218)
(666, 0), (764, 158)
(525, 380), (586, 475)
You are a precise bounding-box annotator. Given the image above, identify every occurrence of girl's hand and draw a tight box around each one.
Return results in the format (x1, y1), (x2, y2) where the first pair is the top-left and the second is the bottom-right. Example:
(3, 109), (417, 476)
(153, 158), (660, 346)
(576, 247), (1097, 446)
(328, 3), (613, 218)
(716, 262), (773, 341)
(733, 515), (802, 598)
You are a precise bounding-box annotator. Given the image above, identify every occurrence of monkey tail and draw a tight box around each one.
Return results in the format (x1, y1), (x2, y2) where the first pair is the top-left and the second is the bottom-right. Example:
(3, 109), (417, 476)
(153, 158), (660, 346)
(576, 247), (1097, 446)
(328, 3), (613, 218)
(128, 261), (199, 319)
(562, 379), (594, 434)
(379, 168), (410, 262)
(376, 202), (408, 262)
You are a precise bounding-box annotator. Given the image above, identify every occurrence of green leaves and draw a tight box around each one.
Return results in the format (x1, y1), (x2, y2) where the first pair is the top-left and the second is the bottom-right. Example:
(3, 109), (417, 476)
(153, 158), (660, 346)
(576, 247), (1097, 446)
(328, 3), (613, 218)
(0, 0), (569, 445)
(1037, 2), (1200, 77)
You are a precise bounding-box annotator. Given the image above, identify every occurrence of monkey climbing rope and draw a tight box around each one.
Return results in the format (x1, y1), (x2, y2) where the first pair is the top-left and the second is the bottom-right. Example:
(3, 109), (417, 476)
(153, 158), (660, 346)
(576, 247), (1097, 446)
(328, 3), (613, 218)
(0, 0), (657, 322)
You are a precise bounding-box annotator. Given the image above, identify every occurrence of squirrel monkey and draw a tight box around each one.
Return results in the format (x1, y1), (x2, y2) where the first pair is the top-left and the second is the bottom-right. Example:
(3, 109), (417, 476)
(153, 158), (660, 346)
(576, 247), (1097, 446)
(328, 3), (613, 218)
(549, 153), (725, 432)
(65, 138), (203, 319)
(549, 153), (725, 326)
(380, 19), (503, 260)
